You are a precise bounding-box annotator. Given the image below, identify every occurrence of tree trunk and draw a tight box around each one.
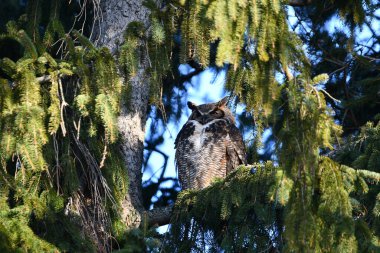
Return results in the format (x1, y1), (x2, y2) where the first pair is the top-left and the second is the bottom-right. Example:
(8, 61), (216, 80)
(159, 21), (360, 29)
(96, 0), (151, 228)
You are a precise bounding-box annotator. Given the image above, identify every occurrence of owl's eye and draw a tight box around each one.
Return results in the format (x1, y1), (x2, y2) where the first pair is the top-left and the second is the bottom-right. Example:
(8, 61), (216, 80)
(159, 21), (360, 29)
(210, 109), (220, 116)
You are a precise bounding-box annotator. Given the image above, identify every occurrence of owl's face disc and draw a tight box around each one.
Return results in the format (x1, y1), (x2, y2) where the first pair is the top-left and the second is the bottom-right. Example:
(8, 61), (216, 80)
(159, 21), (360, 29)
(189, 104), (225, 124)
(187, 97), (235, 125)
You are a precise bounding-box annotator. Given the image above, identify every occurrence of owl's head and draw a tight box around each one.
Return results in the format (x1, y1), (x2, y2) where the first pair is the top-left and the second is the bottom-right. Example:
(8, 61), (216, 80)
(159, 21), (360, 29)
(187, 97), (235, 125)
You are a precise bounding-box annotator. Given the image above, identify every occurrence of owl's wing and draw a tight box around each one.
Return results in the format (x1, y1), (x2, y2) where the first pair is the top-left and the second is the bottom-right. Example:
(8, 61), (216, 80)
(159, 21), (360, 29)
(174, 121), (196, 190)
(226, 123), (246, 174)
(174, 121), (195, 148)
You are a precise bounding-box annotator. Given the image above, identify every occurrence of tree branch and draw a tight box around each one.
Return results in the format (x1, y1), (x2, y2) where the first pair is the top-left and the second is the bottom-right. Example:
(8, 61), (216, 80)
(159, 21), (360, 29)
(146, 205), (173, 227)
(36, 75), (51, 82)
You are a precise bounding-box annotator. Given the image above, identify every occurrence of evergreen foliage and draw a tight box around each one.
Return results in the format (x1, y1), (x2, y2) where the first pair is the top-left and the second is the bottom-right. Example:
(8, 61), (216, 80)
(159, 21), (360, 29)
(161, 0), (380, 252)
(334, 121), (380, 251)
(292, 0), (380, 133)
(164, 161), (380, 252)
(0, 0), (379, 252)
(165, 163), (282, 252)
(0, 1), (131, 251)
(0, 0), (174, 251)
(174, 0), (310, 141)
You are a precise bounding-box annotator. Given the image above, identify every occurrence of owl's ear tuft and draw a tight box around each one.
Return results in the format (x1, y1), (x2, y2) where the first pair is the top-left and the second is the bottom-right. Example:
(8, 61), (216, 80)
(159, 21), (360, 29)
(187, 101), (197, 110)
(217, 96), (229, 107)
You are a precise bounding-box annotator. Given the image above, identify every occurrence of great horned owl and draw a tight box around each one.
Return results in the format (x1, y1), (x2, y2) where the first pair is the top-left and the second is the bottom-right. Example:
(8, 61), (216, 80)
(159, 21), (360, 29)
(175, 97), (246, 190)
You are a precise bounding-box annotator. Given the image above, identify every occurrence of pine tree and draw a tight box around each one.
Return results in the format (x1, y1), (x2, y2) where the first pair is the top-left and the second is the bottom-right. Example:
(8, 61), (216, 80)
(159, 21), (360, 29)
(0, 0), (379, 252)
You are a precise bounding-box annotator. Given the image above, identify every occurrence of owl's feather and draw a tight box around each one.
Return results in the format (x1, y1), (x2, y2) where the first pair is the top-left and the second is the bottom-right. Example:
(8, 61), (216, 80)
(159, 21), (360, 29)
(175, 107), (246, 190)
(226, 124), (246, 174)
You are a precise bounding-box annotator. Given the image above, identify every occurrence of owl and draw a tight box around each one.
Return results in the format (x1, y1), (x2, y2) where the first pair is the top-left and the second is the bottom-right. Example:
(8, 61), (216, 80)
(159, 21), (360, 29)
(175, 97), (246, 190)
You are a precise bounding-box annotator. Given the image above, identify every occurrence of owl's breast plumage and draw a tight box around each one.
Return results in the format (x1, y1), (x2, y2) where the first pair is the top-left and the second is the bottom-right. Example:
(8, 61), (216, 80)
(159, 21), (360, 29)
(175, 118), (244, 190)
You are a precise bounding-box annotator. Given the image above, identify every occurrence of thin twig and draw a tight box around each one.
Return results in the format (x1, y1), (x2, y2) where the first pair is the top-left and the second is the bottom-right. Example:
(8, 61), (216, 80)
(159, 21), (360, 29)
(99, 143), (108, 169)
(319, 88), (341, 103)
(58, 77), (68, 136)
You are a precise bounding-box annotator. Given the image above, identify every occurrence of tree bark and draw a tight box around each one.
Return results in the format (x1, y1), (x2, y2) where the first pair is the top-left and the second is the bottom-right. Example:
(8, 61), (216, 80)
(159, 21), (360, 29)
(147, 206), (173, 227)
(96, 0), (151, 228)
(95, 1), (151, 53)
